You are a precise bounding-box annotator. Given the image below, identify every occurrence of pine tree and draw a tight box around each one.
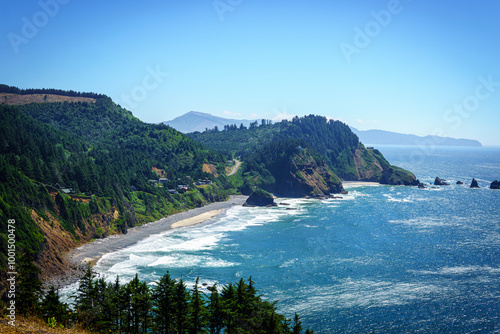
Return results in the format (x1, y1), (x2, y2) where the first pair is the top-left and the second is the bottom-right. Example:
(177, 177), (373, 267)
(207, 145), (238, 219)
(221, 283), (238, 334)
(208, 283), (224, 334)
(73, 266), (96, 328)
(152, 272), (177, 334)
(127, 274), (151, 333)
(16, 250), (42, 315)
(40, 285), (68, 326)
(190, 277), (208, 333)
(292, 313), (303, 334)
(262, 310), (282, 334)
(175, 277), (190, 334)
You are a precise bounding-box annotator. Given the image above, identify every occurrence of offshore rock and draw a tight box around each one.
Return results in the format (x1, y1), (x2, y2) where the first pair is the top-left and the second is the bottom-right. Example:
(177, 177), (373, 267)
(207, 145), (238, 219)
(418, 182), (426, 189)
(243, 189), (277, 207)
(434, 177), (449, 186)
(470, 178), (480, 188)
(490, 180), (500, 189)
(379, 167), (418, 185)
(456, 181), (464, 185)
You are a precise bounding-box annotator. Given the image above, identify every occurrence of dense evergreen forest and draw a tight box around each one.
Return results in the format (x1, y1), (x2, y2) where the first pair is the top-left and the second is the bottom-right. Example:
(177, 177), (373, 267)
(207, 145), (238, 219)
(0, 84), (105, 99)
(0, 94), (233, 302)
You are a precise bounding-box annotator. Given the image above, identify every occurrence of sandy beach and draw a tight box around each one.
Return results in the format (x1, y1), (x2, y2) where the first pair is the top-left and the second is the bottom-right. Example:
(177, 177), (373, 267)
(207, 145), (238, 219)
(170, 209), (223, 228)
(342, 181), (382, 188)
(54, 195), (247, 287)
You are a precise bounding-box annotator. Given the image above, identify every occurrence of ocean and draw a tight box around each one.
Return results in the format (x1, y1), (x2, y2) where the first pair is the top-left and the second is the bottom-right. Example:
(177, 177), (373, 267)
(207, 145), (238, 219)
(91, 146), (500, 333)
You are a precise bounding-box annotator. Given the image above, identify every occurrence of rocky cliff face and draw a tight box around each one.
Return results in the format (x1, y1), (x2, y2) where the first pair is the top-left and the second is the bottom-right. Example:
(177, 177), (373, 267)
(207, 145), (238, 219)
(277, 149), (344, 197)
(353, 146), (418, 185)
(352, 148), (387, 181)
(31, 194), (121, 283)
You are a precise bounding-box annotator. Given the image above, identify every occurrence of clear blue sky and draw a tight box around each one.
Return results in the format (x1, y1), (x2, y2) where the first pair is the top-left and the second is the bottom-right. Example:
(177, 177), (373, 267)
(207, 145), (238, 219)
(1, 0), (499, 145)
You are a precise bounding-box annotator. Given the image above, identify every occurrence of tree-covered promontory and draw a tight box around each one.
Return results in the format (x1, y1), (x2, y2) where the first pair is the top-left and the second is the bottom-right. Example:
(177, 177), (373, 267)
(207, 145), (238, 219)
(188, 115), (418, 194)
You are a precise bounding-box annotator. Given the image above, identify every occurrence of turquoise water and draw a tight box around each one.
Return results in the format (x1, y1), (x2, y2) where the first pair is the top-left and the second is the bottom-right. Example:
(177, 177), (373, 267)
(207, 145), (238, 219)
(93, 146), (500, 333)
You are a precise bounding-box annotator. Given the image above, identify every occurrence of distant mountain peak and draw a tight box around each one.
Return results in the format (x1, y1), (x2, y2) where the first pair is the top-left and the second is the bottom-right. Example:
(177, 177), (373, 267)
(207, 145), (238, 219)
(163, 111), (252, 133)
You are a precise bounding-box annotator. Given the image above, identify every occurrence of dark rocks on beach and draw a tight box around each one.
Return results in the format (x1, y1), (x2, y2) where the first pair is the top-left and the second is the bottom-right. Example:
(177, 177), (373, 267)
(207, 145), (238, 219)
(456, 181), (464, 185)
(341, 190), (349, 195)
(491, 180), (500, 189)
(470, 178), (480, 188)
(434, 177), (450, 186)
(243, 189), (277, 207)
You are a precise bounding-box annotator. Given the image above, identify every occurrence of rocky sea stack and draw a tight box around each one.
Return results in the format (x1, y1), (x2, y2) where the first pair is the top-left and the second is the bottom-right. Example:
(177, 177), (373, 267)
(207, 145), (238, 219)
(434, 177), (450, 186)
(490, 180), (500, 189)
(470, 178), (480, 188)
(243, 189), (277, 207)
(379, 167), (419, 186)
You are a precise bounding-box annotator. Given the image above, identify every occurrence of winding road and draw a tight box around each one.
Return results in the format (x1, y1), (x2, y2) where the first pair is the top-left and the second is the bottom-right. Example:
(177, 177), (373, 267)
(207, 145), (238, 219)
(227, 159), (242, 176)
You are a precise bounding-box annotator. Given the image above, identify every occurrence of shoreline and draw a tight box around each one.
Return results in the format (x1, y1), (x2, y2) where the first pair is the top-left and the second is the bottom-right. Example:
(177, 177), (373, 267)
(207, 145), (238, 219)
(48, 195), (247, 288)
(342, 181), (381, 188)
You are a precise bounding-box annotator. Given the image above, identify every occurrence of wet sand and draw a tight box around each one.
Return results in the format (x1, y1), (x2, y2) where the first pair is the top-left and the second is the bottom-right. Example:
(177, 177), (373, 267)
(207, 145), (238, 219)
(69, 195), (247, 265)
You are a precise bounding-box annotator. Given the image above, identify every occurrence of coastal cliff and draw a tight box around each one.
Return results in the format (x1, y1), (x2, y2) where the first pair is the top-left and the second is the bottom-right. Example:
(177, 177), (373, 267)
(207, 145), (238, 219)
(189, 115), (417, 190)
(278, 149), (344, 197)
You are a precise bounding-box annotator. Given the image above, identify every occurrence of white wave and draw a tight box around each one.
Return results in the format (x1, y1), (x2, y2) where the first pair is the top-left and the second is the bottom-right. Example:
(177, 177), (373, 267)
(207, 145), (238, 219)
(411, 266), (500, 276)
(148, 254), (236, 268)
(160, 234), (221, 252)
(388, 217), (459, 230)
(280, 258), (298, 268)
(383, 194), (414, 203)
(277, 278), (446, 316)
(95, 204), (300, 280)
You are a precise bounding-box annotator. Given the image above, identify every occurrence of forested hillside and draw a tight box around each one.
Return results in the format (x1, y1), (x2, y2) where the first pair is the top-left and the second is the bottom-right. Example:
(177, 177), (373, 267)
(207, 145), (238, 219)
(188, 115), (418, 192)
(0, 94), (232, 294)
